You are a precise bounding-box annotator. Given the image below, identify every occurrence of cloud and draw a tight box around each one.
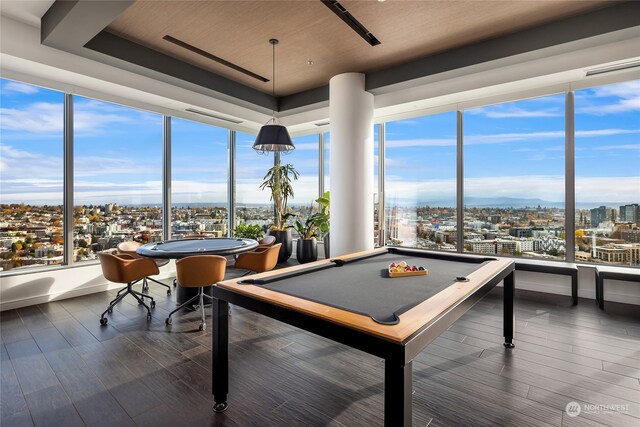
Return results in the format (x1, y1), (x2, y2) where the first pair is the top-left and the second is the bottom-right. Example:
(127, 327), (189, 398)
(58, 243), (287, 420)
(469, 106), (562, 118)
(385, 128), (639, 149)
(387, 138), (456, 148)
(0, 145), (62, 181)
(384, 175), (640, 204)
(0, 99), (158, 135)
(2, 81), (39, 95)
(0, 102), (63, 133)
(593, 144), (640, 151)
(576, 81), (640, 115)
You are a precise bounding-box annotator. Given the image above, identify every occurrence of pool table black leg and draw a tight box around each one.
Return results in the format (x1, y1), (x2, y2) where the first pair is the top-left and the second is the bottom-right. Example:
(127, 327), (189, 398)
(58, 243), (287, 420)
(212, 297), (229, 413)
(384, 360), (412, 427)
(503, 271), (515, 348)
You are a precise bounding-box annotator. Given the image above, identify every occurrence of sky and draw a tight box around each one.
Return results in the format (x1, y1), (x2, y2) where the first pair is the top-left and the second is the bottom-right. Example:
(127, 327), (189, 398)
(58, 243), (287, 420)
(1, 78), (638, 208)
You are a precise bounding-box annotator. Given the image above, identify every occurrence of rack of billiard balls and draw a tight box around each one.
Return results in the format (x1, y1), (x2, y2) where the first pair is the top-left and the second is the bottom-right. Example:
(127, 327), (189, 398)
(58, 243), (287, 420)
(388, 261), (428, 278)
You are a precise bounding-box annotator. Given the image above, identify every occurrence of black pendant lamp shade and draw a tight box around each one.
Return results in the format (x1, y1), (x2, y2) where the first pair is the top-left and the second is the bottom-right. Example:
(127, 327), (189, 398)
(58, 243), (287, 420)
(253, 123), (295, 154)
(253, 38), (294, 154)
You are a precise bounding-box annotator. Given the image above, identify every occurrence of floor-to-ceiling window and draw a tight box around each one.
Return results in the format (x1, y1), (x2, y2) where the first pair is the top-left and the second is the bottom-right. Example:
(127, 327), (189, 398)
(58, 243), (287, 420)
(73, 96), (163, 262)
(171, 118), (228, 238)
(464, 94), (566, 258)
(323, 131), (330, 192)
(575, 80), (640, 266)
(286, 134), (319, 209)
(373, 125), (381, 246)
(0, 79), (65, 271)
(385, 113), (458, 251)
(235, 131), (273, 229)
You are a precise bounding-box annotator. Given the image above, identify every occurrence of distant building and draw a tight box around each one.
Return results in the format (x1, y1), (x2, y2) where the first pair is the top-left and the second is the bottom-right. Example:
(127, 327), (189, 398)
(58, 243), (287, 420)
(509, 227), (532, 238)
(619, 204), (639, 225)
(590, 206), (608, 228)
(466, 240), (496, 254)
(516, 239), (534, 253)
(621, 229), (640, 243)
(595, 243), (640, 265)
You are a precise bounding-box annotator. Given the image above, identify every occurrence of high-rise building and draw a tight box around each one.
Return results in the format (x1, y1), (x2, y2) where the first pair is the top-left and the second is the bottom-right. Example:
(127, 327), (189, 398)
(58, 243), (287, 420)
(590, 206), (608, 228)
(619, 204), (639, 225)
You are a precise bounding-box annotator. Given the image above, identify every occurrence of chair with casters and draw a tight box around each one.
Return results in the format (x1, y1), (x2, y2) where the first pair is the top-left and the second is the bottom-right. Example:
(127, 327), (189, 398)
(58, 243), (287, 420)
(166, 255), (227, 331)
(98, 252), (158, 325)
(233, 243), (281, 276)
(117, 241), (172, 295)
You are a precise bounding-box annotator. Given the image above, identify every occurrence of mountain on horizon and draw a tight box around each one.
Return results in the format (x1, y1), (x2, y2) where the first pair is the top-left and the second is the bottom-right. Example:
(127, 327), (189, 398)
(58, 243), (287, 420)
(386, 196), (636, 209)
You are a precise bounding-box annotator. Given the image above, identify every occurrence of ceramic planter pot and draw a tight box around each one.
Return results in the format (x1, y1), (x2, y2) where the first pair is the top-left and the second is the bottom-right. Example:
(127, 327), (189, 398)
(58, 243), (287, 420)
(296, 238), (318, 264)
(269, 229), (293, 263)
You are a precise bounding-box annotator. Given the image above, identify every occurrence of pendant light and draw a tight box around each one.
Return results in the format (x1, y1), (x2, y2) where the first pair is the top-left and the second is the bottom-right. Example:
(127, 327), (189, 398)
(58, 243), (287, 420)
(252, 39), (295, 154)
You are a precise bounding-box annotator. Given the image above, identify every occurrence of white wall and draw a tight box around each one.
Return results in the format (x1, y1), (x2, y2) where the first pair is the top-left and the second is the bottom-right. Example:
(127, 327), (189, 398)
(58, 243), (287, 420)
(0, 262), (176, 311)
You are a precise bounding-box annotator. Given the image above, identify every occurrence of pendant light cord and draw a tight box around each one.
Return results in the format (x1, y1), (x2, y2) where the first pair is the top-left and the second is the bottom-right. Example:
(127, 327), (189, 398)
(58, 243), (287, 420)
(271, 39), (277, 121)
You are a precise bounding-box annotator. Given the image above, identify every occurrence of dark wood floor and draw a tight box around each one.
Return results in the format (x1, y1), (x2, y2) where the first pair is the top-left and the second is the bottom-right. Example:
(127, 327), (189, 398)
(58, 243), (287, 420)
(1, 274), (639, 427)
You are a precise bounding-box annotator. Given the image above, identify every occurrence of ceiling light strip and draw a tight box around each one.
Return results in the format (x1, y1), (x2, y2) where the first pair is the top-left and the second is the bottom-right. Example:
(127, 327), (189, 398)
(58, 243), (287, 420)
(320, 0), (381, 47)
(185, 108), (243, 124)
(163, 35), (269, 82)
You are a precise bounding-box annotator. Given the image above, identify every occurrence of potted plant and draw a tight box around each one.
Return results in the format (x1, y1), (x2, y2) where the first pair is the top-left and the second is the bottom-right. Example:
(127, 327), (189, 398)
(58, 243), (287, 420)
(315, 191), (330, 258)
(232, 223), (264, 241)
(260, 163), (299, 263)
(292, 207), (321, 264)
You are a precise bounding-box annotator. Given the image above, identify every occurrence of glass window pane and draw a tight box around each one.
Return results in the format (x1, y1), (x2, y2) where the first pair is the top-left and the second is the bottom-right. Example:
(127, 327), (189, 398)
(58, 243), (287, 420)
(73, 96), (163, 262)
(287, 134), (319, 208)
(171, 118), (228, 238)
(323, 131), (330, 191)
(575, 81), (640, 266)
(385, 113), (457, 251)
(373, 126), (380, 246)
(236, 131), (273, 228)
(0, 79), (64, 271)
(464, 94), (565, 259)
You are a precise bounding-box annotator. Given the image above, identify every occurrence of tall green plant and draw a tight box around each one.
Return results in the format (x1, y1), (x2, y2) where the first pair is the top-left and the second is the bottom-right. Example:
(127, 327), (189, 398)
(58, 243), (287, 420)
(259, 163), (299, 230)
(314, 191), (330, 238)
(292, 209), (321, 240)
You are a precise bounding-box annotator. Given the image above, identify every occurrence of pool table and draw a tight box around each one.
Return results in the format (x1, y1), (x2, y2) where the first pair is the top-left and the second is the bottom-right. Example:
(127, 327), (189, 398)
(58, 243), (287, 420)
(211, 246), (515, 426)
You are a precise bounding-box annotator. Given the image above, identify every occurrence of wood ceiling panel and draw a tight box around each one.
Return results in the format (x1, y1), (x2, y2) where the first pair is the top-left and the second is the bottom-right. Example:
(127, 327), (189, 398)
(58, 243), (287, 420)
(106, 0), (613, 96)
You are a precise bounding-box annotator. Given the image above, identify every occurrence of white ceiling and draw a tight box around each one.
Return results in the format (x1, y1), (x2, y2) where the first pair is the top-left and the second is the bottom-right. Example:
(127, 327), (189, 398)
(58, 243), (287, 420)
(0, 1), (639, 135)
(0, 0), (53, 27)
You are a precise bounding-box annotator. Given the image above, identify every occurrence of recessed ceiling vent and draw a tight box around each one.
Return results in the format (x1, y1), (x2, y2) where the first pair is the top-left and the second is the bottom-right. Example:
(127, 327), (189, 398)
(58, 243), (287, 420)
(585, 60), (640, 76)
(321, 0), (381, 47)
(164, 35), (269, 82)
(185, 108), (243, 124)
(314, 121), (330, 127)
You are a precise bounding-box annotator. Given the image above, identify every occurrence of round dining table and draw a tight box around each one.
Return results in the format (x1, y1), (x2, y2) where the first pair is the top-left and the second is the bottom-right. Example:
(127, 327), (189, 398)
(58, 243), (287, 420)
(137, 237), (259, 304)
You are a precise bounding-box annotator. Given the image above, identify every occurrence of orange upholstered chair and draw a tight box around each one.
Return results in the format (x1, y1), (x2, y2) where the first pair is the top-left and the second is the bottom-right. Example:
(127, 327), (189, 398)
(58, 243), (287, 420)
(234, 243), (281, 276)
(117, 241), (172, 295)
(98, 252), (158, 325)
(166, 255), (227, 331)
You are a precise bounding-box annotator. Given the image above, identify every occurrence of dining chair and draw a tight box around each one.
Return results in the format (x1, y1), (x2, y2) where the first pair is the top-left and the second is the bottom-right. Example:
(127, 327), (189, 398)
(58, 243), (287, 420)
(166, 255), (227, 331)
(98, 252), (157, 325)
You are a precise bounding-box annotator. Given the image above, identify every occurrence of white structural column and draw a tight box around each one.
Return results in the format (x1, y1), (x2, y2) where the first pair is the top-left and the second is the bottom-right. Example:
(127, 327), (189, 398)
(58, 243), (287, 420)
(329, 73), (374, 257)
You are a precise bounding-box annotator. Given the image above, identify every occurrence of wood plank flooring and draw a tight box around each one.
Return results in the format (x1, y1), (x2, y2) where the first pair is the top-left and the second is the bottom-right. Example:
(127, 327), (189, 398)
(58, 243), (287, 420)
(1, 273), (639, 426)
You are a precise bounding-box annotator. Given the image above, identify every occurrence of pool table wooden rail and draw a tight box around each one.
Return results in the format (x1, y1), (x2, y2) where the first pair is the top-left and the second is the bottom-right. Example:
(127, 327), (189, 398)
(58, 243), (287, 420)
(216, 248), (514, 343)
